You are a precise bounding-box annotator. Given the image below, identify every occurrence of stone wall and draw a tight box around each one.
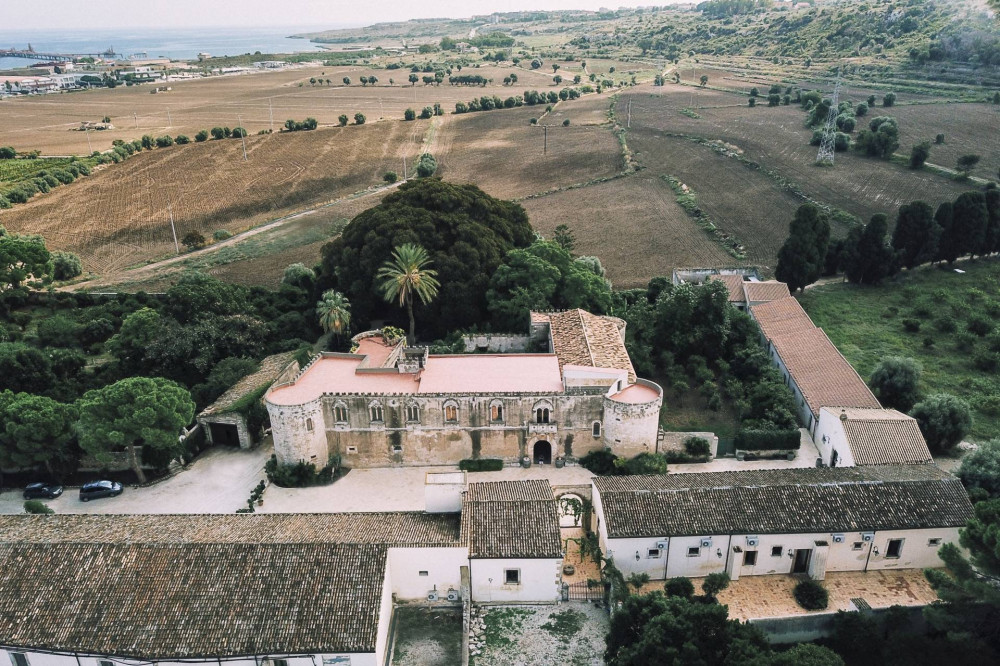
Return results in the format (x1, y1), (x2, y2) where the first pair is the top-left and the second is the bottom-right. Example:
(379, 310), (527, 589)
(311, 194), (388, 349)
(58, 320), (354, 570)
(658, 431), (719, 458)
(602, 380), (663, 458)
(460, 334), (531, 353)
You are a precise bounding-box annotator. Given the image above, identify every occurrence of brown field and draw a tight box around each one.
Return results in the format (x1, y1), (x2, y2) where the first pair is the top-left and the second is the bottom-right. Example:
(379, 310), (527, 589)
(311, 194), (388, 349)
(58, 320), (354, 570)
(523, 173), (737, 287)
(0, 120), (423, 273)
(548, 93), (612, 126)
(889, 102), (1000, 179)
(0, 62), (565, 155)
(621, 85), (974, 223)
(433, 104), (622, 200)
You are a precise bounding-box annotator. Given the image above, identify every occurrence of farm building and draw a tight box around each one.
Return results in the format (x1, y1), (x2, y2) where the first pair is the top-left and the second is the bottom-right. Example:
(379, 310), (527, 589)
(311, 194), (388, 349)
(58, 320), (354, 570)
(0, 478), (567, 666)
(265, 309), (663, 469)
(197, 352), (297, 449)
(592, 465), (973, 583)
(813, 407), (933, 468)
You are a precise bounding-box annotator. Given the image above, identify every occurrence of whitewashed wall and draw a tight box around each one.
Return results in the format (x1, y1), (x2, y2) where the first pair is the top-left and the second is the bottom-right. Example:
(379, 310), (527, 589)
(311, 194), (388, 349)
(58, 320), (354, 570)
(386, 547), (468, 600)
(866, 528), (958, 571)
(813, 410), (854, 467)
(373, 567), (393, 666)
(469, 558), (563, 603)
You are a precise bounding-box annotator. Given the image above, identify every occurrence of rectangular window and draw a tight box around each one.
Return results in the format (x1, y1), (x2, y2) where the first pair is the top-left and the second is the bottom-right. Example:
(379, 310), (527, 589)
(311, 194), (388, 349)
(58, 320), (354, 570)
(392, 444), (403, 453)
(592, 422), (601, 438)
(334, 406), (348, 423)
(743, 550), (758, 566)
(406, 405), (419, 422)
(504, 568), (520, 585)
(10, 654), (28, 666)
(445, 405), (458, 423)
(273, 660), (289, 666)
(370, 405), (383, 422)
(305, 417), (314, 432)
(346, 446), (358, 454)
(491, 404), (503, 422)
(647, 548), (660, 559)
(419, 571), (429, 576)
(771, 546), (783, 557)
(928, 538), (942, 547)
(852, 542), (864, 551)
(687, 546), (700, 557)
(886, 538), (904, 559)
(99, 661), (114, 666)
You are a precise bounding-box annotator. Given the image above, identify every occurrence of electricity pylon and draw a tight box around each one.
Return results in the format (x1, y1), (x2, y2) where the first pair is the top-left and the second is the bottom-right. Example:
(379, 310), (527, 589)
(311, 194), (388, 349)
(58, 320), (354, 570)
(816, 69), (842, 166)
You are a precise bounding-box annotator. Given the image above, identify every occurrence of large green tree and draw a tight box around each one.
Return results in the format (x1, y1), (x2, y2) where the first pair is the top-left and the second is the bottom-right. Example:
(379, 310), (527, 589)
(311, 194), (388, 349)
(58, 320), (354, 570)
(376, 244), (441, 344)
(0, 343), (54, 394)
(892, 201), (939, 269)
(843, 214), (896, 285)
(934, 201), (959, 264)
(317, 179), (534, 337)
(868, 356), (921, 411)
(958, 439), (1000, 499)
(950, 191), (990, 259)
(77, 377), (195, 483)
(316, 289), (352, 338)
(0, 234), (51, 291)
(775, 204), (830, 292)
(911, 393), (973, 453)
(0, 392), (77, 477)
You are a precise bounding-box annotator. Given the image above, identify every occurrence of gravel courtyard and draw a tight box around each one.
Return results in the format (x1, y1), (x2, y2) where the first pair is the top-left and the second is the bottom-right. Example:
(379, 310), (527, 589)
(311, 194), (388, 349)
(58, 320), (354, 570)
(470, 603), (608, 666)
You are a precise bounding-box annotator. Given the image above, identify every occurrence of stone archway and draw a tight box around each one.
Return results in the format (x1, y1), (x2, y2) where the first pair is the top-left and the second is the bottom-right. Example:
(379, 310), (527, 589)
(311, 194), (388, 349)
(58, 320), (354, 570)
(533, 440), (552, 465)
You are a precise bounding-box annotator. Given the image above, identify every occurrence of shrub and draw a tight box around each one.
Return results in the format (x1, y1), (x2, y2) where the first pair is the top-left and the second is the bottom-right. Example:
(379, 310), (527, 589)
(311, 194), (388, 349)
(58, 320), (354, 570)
(683, 436), (711, 457)
(563, 118), (570, 126)
(955, 331), (977, 352)
(51, 251), (83, 281)
(415, 153), (437, 177)
(958, 439), (1000, 498)
(934, 316), (957, 333)
(195, 130), (209, 142)
(383, 171), (398, 184)
(911, 393), (973, 453)
(794, 579), (829, 610)
(23, 500), (54, 515)
(155, 135), (174, 148)
(36, 316), (82, 348)
(618, 452), (668, 475)
(354, 113), (366, 125)
(935, 133), (945, 144)
(967, 315), (994, 337)
(665, 577), (695, 598)
(579, 449), (618, 475)
(264, 454), (334, 487)
(702, 572), (730, 598)
(338, 114), (349, 126)
(734, 429), (801, 451)
(175, 135), (190, 144)
(212, 229), (231, 241)
(458, 458), (504, 472)
(868, 357), (922, 411)
(902, 318), (921, 332)
(181, 231), (206, 250)
(404, 108), (416, 121)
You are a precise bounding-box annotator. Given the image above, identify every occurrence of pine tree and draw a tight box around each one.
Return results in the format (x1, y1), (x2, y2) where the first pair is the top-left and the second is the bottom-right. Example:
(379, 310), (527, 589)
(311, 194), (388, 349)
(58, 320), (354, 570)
(892, 201), (938, 269)
(951, 191), (989, 259)
(844, 214), (896, 285)
(934, 201), (958, 264)
(775, 204), (830, 292)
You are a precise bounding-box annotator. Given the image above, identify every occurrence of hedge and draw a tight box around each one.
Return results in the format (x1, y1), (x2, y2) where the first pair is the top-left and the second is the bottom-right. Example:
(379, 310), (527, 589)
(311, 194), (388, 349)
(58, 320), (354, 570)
(735, 428), (801, 451)
(459, 458), (504, 472)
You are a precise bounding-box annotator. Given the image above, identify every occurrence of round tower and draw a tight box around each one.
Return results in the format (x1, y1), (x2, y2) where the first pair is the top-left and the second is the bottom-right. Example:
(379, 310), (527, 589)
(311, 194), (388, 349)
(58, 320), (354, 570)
(602, 379), (663, 458)
(266, 396), (329, 466)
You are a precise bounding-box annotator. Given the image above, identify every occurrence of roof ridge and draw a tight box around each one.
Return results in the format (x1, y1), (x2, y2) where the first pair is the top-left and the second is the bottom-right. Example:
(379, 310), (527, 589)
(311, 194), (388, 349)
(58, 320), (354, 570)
(576, 309), (597, 367)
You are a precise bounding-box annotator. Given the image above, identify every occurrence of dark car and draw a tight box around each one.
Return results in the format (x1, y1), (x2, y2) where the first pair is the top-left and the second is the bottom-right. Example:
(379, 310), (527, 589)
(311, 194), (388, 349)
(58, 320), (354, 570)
(23, 483), (63, 500)
(79, 480), (123, 502)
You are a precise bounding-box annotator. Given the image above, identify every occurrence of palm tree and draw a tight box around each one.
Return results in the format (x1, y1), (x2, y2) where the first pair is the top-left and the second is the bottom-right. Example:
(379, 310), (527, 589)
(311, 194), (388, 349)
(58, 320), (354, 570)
(376, 244), (440, 344)
(316, 290), (351, 340)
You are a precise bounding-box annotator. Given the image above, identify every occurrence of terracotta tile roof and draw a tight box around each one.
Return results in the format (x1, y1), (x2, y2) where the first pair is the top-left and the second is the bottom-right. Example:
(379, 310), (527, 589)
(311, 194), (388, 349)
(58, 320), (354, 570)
(461, 480), (562, 559)
(744, 281), (791, 303)
(825, 408), (933, 466)
(201, 352), (295, 416)
(543, 309), (636, 382)
(594, 465), (972, 538)
(0, 512), (461, 546)
(708, 274), (748, 303)
(751, 298), (880, 416)
(0, 541), (387, 658)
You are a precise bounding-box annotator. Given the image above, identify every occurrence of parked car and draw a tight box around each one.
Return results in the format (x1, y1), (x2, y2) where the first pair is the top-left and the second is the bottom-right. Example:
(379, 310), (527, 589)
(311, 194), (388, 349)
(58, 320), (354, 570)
(23, 483), (63, 500)
(79, 480), (123, 502)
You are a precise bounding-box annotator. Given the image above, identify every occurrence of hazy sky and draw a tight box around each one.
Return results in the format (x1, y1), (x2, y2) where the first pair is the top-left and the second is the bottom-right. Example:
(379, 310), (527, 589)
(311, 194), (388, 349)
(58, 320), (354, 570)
(0, 1), (667, 31)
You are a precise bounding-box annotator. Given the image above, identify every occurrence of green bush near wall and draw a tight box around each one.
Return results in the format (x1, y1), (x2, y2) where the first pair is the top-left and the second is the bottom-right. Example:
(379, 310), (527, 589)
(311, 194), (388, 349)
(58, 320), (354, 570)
(459, 458), (504, 472)
(734, 428), (801, 451)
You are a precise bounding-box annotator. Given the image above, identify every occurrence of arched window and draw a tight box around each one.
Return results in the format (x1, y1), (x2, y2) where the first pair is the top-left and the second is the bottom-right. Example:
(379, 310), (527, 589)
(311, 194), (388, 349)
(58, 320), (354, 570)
(535, 407), (550, 424)
(334, 403), (348, 423)
(592, 421), (602, 438)
(406, 403), (420, 423)
(490, 400), (504, 423)
(369, 402), (384, 423)
(444, 401), (459, 423)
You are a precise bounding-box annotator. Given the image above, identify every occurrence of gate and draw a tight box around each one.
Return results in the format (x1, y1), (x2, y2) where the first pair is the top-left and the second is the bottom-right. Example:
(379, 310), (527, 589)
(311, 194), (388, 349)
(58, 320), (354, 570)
(562, 580), (606, 602)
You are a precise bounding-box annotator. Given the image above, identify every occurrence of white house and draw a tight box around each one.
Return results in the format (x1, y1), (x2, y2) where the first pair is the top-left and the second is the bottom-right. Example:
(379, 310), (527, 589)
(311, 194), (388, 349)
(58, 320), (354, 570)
(461, 479), (565, 603)
(813, 407), (933, 467)
(592, 465), (973, 582)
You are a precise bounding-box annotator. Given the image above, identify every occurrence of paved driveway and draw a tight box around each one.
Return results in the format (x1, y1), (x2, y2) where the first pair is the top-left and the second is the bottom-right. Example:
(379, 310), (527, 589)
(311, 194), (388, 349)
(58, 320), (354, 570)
(0, 445), (271, 515)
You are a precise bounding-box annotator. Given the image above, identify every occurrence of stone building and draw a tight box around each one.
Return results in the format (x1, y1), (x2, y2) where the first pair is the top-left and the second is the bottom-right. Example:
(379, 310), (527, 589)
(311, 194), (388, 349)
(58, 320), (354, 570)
(265, 309), (663, 468)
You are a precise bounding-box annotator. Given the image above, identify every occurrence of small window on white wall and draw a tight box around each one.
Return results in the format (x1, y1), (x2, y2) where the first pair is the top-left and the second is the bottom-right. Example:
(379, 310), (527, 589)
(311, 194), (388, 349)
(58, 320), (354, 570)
(647, 548), (660, 559)
(687, 546), (701, 557)
(273, 659), (289, 666)
(743, 551), (758, 566)
(419, 570), (429, 576)
(10, 656), (28, 666)
(592, 422), (602, 438)
(98, 660), (114, 666)
(346, 446), (358, 454)
(504, 568), (521, 585)
(771, 546), (783, 557)
(928, 538), (942, 547)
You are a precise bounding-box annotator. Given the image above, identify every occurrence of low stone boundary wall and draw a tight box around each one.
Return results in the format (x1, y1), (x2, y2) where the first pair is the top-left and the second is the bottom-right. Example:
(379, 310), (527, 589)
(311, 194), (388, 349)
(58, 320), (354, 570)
(460, 333), (530, 353)
(751, 605), (926, 644)
(658, 431), (719, 458)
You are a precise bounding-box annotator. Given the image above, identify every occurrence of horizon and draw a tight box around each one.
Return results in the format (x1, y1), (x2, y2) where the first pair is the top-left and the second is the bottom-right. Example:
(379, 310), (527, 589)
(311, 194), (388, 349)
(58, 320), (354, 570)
(0, 1), (680, 32)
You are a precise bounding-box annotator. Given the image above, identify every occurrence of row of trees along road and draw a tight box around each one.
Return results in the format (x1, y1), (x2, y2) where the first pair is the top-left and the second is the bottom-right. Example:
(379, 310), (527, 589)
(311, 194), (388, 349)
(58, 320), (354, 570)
(777, 187), (1000, 292)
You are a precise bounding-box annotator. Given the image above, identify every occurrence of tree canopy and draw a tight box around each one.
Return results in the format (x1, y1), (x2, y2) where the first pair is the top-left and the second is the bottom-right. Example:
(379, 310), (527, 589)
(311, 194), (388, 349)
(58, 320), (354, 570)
(317, 179), (534, 338)
(0, 234), (51, 291)
(775, 204), (830, 292)
(0, 391), (77, 477)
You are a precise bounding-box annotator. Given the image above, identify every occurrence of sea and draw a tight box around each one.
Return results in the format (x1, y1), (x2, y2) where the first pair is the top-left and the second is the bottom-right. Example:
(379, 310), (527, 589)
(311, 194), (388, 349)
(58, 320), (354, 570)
(0, 26), (357, 71)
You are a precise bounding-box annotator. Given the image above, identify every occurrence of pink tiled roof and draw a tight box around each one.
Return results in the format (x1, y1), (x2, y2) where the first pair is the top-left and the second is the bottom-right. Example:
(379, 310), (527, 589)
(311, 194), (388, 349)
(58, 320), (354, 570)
(267, 353), (564, 405)
(708, 274), (748, 303)
(744, 281), (791, 303)
(544, 309), (636, 382)
(610, 383), (661, 404)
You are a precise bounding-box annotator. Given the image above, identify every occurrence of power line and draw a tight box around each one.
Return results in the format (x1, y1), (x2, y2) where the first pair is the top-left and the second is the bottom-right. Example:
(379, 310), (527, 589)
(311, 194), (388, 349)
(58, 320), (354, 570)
(816, 67), (842, 166)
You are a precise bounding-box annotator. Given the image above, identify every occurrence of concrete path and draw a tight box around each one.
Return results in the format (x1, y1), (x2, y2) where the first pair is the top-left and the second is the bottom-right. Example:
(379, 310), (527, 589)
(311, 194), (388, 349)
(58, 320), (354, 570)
(0, 445), (271, 515)
(260, 464), (596, 514)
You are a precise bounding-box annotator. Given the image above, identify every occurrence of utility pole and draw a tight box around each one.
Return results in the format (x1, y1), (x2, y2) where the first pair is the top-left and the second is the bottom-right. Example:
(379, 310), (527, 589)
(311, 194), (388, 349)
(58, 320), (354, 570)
(84, 127), (92, 153)
(133, 112), (138, 130)
(167, 197), (179, 254)
(268, 97), (274, 132)
(378, 97), (384, 120)
(237, 114), (248, 161)
(166, 108), (172, 127)
(627, 97), (632, 128)
(543, 125), (547, 155)
(402, 154), (407, 181)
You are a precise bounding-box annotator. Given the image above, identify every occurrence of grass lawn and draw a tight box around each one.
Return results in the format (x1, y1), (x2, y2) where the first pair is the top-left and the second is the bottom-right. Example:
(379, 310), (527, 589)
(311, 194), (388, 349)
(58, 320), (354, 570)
(799, 258), (1000, 442)
(658, 383), (740, 440)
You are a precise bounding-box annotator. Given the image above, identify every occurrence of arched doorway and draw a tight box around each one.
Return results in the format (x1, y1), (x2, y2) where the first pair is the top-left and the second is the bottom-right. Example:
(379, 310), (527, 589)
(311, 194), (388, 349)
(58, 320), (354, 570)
(558, 493), (584, 527)
(533, 440), (552, 465)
